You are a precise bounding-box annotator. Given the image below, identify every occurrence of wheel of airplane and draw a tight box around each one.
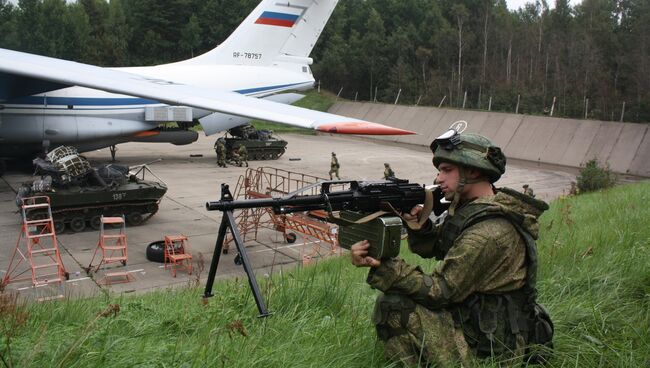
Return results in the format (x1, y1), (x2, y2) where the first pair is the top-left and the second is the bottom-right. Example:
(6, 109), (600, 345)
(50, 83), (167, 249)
(69, 217), (86, 233)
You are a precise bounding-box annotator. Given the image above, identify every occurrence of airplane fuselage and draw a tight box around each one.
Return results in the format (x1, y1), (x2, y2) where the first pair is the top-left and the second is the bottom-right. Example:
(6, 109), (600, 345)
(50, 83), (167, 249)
(0, 62), (314, 157)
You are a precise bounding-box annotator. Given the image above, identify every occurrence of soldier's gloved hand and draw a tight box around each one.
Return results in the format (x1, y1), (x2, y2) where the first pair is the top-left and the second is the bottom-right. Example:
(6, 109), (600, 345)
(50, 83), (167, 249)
(350, 240), (381, 268)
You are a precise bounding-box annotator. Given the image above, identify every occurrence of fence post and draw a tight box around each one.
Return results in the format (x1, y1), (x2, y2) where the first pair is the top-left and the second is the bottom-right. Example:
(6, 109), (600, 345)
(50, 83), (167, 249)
(336, 87), (343, 101)
(416, 95), (422, 106)
(488, 96), (492, 111)
(515, 94), (520, 114)
(584, 98), (589, 119)
(374, 86), (378, 103)
(462, 91), (467, 109)
(438, 95), (447, 108)
(394, 89), (402, 105)
(354, 92), (358, 102)
(550, 96), (556, 116)
(318, 80), (321, 93)
(620, 101), (626, 122)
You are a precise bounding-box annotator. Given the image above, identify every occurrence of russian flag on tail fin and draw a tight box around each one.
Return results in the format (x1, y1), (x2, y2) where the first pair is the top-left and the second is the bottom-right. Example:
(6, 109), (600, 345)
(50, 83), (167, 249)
(255, 11), (300, 27)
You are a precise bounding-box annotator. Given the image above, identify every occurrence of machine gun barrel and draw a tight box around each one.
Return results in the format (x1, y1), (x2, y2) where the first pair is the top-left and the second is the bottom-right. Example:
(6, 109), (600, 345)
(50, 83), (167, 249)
(205, 179), (427, 215)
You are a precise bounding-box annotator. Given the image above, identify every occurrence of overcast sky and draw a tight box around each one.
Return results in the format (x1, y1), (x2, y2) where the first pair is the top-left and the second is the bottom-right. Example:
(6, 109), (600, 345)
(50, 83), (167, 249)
(506, 0), (581, 10)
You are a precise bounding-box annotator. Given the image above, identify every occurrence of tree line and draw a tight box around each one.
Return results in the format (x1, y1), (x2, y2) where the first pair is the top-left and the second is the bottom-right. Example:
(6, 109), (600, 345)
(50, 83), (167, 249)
(0, 0), (648, 123)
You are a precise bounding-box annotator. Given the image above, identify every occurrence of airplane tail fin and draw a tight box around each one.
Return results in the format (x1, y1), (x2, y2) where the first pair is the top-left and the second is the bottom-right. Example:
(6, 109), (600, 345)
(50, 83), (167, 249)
(179, 0), (338, 69)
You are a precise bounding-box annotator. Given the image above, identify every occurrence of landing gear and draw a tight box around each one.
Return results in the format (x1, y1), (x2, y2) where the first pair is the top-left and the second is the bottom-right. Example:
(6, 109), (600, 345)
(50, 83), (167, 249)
(110, 145), (117, 162)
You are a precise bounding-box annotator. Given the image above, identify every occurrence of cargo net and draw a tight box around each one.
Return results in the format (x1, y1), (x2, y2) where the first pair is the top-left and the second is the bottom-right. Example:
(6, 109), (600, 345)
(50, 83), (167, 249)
(226, 167), (349, 266)
(45, 146), (92, 184)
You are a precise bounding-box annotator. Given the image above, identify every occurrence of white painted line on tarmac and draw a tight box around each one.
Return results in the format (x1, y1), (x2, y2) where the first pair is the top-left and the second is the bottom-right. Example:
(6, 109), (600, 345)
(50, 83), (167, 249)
(66, 277), (90, 283)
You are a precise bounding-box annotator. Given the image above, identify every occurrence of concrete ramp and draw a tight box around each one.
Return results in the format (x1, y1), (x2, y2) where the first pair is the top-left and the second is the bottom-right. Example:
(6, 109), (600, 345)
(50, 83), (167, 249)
(607, 123), (648, 173)
(628, 129), (650, 176)
(559, 121), (601, 167)
(329, 101), (650, 177)
(540, 118), (580, 164)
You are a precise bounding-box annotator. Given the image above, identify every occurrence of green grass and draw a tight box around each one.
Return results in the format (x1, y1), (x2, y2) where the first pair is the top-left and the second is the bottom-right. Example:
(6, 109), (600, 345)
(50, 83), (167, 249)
(251, 90), (337, 135)
(1, 183), (649, 367)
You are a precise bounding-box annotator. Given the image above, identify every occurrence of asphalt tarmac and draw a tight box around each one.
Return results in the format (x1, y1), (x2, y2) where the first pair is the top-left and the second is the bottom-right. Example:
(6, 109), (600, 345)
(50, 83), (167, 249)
(0, 133), (577, 301)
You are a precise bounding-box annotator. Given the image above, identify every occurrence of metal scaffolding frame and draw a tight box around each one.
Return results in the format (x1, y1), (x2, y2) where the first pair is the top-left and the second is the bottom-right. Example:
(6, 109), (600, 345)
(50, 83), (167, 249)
(224, 167), (343, 260)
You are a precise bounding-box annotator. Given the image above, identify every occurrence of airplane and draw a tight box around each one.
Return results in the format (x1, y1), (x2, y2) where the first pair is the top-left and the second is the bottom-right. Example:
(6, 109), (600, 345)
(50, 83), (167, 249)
(0, 0), (413, 174)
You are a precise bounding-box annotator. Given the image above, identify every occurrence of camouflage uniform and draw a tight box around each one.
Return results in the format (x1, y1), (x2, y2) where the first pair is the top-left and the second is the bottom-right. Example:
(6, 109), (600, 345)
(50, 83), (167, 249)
(568, 181), (579, 196)
(383, 163), (395, 179)
(329, 153), (340, 180)
(216, 139), (227, 168)
(238, 145), (249, 167)
(366, 132), (551, 367)
(231, 151), (242, 167)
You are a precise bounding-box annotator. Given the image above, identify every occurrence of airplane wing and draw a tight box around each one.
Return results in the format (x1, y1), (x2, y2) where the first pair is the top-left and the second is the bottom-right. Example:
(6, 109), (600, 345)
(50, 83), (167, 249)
(0, 48), (413, 135)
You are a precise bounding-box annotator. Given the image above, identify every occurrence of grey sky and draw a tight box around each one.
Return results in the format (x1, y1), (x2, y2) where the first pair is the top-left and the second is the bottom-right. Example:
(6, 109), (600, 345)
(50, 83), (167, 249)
(506, 0), (581, 10)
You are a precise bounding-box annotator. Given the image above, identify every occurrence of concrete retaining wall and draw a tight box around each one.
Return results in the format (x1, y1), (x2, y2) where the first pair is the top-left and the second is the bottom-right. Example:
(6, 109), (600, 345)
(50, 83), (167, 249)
(330, 101), (650, 177)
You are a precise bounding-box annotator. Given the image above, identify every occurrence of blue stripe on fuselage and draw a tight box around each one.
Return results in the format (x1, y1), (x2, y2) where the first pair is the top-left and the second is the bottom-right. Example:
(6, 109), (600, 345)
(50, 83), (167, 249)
(7, 96), (158, 106)
(4, 82), (309, 107)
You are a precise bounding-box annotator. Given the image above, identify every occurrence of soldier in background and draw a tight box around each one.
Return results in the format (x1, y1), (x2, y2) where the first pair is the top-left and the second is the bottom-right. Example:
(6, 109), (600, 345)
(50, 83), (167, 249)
(523, 184), (535, 197)
(568, 181), (579, 196)
(383, 163), (395, 179)
(350, 131), (553, 366)
(238, 145), (249, 167)
(329, 152), (341, 180)
(216, 139), (227, 168)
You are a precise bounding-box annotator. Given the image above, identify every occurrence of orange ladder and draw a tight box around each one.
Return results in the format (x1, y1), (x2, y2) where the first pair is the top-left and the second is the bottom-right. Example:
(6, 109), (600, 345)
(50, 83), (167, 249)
(164, 235), (193, 277)
(86, 216), (133, 283)
(2, 196), (68, 297)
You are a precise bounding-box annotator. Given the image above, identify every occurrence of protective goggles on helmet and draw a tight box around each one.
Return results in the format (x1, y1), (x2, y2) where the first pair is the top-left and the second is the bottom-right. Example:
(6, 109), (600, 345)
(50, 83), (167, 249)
(430, 129), (462, 152)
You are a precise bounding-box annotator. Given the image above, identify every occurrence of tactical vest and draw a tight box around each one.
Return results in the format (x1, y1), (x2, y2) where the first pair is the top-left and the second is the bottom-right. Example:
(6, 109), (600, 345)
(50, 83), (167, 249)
(436, 194), (553, 362)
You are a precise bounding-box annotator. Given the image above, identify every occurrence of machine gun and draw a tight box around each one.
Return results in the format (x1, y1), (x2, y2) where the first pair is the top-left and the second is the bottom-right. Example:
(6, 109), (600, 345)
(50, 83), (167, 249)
(203, 178), (447, 317)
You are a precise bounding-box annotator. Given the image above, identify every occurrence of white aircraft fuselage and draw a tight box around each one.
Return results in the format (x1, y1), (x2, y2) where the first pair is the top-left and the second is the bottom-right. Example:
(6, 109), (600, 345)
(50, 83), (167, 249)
(0, 62), (314, 157)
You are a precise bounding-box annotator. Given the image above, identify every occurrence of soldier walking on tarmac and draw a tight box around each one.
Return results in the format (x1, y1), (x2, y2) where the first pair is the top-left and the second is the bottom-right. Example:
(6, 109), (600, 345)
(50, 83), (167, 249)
(383, 163), (395, 179)
(238, 145), (249, 167)
(523, 184), (535, 197)
(216, 138), (227, 168)
(329, 152), (340, 180)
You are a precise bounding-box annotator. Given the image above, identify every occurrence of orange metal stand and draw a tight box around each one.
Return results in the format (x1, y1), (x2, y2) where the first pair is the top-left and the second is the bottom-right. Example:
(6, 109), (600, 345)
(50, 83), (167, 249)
(163, 235), (193, 277)
(86, 216), (132, 282)
(3, 197), (68, 297)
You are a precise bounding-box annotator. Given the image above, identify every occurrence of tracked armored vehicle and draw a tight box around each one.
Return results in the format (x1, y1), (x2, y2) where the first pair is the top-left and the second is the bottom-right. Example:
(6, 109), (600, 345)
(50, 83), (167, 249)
(216, 123), (288, 161)
(15, 146), (167, 233)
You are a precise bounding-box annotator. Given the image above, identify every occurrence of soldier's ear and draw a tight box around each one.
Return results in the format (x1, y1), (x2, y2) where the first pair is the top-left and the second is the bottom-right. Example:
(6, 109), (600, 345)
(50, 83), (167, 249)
(466, 168), (485, 181)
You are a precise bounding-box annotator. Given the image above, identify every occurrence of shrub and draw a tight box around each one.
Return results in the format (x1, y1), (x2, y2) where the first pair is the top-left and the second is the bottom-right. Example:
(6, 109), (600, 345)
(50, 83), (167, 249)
(576, 159), (617, 193)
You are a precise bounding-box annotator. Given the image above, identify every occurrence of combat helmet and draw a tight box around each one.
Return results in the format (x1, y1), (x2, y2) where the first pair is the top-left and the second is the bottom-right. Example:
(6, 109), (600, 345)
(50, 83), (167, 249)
(430, 130), (506, 183)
